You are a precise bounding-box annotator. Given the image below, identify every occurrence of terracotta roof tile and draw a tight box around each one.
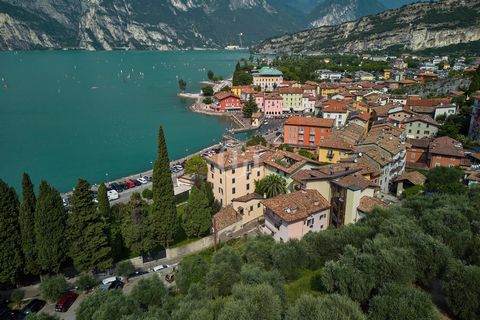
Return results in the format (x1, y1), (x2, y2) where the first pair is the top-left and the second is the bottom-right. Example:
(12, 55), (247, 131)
(332, 175), (379, 191)
(214, 92), (239, 100)
(393, 171), (427, 185)
(233, 193), (264, 203)
(429, 136), (464, 157)
(285, 116), (334, 128)
(260, 150), (319, 175)
(206, 146), (268, 170)
(279, 87), (304, 94)
(213, 205), (241, 231)
(407, 138), (431, 149)
(406, 98), (451, 107)
(357, 196), (387, 213)
(322, 99), (351, 113)
(261, 190), (329, 222)
(319, 137), (354, 151)
(403, 114), (439, 126)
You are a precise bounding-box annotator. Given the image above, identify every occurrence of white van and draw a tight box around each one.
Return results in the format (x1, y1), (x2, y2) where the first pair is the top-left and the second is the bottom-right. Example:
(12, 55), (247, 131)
(101, 276), (123, 285)
(107, 190), (119, 201)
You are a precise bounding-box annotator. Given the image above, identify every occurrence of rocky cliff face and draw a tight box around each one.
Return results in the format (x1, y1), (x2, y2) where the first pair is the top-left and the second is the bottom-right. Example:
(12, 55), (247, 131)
(309, 0), (386, 27)
(0, 0), (303, 50)
(256, 0), (480, 54)
(0, 0), (438, 50)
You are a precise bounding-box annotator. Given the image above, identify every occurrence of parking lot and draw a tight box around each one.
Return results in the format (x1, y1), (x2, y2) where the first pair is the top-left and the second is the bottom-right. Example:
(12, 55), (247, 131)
(39, 265), (176, 320)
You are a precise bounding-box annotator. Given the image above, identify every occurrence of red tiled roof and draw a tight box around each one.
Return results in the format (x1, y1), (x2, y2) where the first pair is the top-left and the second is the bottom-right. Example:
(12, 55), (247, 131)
(265, 93), (283, 100)
(261, 190), (329, 222)
(406, 98), (451, 107)
(279, 87), (304, 94)
(407, 138), (431, 149)
(393, 171), (427, 185)
(213, 205), (241, 231)
(403, 114), (439, 126)
(429, 136), (464, 157)
(332, 175), (379, 191)
(319, 137), (354, 151)
(285, 116), (334, 128)
(214, 91), (239, 101)
(322, 99), (351, 113)
(357, 196), (387, 213)
(233, 193), (263, 203)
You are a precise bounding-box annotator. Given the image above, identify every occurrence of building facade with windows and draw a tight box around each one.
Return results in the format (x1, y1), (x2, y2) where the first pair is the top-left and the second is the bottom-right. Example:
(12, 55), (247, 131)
(262, 190), (330, 241)
(252, 67), (283, 91)
(206, 147), (267, 207)
(283, 117), (334, 147)
(403, 115), (439, 139)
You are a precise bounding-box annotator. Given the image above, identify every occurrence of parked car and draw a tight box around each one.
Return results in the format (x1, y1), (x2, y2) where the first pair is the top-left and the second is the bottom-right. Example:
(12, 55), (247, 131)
(110, 183), (123, 193)
(62, 198), (70, 208)
(128, 270), (148, 279)
(132, 179), (142, 187)
(108, 280), (124, 290)
(119, 182), (129, 190)
(55, 292), (78, 312)
(136, 178), (148, 184)
(152, 264), (170, 272)
(143, 175), (152, 182)
(107, 190), (119, 201)
(21, 299), (46, 316)
(125, 180), (136, 188)
(102, 276), (124, 285)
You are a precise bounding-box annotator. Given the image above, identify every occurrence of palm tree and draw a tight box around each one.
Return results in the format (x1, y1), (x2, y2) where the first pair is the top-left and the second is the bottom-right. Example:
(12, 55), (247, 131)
(255, 174), (287, 198)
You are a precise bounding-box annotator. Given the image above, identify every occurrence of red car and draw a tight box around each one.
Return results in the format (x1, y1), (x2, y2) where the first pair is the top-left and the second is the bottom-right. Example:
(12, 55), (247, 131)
(55, 292), (78, 312)
(126, 180), (136, 188)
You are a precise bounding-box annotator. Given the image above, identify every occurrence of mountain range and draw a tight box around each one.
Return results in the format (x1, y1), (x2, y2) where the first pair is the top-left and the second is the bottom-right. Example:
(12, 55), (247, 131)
(256, 0), (480, 54)
(0, 0), (424, 50)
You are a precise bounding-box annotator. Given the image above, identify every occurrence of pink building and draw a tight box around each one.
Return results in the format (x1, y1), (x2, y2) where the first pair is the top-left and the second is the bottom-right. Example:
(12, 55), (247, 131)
(264, 93), (283, 117)
(255, 93), (265, 112)
(262, 190), (330, 241)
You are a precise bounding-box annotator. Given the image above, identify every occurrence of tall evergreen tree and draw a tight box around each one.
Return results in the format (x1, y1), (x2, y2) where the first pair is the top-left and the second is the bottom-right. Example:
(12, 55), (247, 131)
(97, 183), (111, 221)
(67, 179), (112, 272)
(35, 181), (66, 273)
(0, 180), (23, 283)
(182, 185), (211, 238)
(150, 127), (178, 248)
(19, 173), (38, 275)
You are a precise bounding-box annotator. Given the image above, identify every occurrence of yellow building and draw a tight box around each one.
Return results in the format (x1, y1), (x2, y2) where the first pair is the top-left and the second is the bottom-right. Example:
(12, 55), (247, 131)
(319, 84), (339, 97)
(206, 147), (267, 207)
(231, 85), (253, 97)
(232, 193), (264, 226)
(384, 69), (392, 80)
(318, 137), (354, 164)
(252, 67), (283, 91)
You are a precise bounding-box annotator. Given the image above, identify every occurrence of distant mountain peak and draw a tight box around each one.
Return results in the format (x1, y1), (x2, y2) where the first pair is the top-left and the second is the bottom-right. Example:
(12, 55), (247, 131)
(309, 0), (387, 27)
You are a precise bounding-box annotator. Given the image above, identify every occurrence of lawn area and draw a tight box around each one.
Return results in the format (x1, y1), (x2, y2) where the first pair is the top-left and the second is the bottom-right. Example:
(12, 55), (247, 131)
(285, 269), (321, 305)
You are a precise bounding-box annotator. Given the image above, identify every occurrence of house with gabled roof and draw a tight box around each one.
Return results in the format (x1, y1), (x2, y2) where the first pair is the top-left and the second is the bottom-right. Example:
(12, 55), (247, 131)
(262, 190), (330, 241)
(403, 115), (439, 139)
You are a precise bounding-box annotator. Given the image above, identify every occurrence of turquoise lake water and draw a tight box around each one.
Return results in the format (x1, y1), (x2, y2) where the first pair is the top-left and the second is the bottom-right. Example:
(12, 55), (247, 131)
(0, 50), (248, 192)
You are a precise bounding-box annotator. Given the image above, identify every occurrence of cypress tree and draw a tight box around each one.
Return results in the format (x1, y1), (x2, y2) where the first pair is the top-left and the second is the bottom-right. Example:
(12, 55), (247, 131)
(35, 181), (66, 273)
(182, 185), (211, 238)
(67, 179), (112, 272)
(0, 180), (23, 283)
(19, 173), (38, 275)
(150, 127), (178, 248)
(97, 183), (111, 221)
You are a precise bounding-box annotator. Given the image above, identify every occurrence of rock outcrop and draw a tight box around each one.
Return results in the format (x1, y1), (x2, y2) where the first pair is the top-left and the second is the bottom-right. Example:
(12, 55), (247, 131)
(256, 0), (480, 54)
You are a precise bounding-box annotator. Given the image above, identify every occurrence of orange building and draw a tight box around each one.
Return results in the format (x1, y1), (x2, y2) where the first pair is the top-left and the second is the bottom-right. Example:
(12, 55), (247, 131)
(284, 117), (334, 147)
(428, 136), (464, 168)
